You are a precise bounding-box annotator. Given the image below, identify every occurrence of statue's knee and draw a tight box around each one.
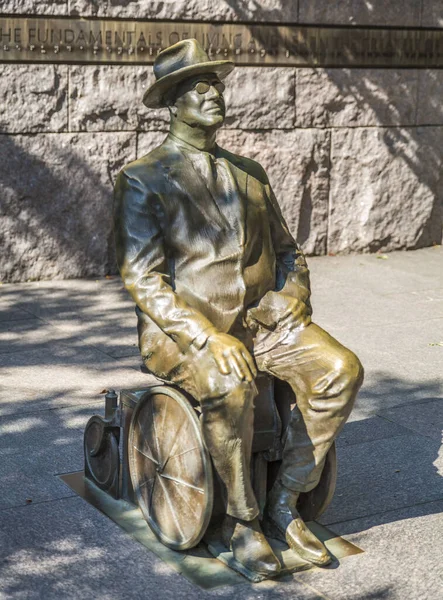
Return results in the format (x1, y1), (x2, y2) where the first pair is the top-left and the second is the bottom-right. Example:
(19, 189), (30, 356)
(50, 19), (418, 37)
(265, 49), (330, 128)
(340, 350), (364, 390)
(201, 375), (256, 419)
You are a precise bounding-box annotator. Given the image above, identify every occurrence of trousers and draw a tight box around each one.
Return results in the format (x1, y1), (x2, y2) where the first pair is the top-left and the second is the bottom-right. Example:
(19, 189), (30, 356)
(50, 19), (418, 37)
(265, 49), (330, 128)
(144, 320), (364, 521)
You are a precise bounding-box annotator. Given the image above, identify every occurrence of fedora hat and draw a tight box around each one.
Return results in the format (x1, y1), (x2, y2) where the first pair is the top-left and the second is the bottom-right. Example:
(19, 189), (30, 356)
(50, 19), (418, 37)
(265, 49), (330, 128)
(143, 39), (235, 108)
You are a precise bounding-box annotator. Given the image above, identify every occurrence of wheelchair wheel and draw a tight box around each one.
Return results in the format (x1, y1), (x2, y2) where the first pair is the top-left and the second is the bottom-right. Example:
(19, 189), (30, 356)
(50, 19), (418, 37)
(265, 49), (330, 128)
(128, 386), (213, 550)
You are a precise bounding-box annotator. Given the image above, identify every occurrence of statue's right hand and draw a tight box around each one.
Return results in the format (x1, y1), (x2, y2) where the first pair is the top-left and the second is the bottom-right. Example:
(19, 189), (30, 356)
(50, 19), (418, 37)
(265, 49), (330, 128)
(206, 333), (257, 383)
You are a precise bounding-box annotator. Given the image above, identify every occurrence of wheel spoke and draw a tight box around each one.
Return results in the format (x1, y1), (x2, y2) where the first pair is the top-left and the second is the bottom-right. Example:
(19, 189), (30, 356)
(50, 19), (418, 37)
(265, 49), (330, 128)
(156, 474), (185, 540)
(158, 395), (169, 446)
(138, 475), (156, 490)
(133, 446), (158, 465)
(162, 446), (198, 472)
(169, 446), (199, 460)
(150, 397), (162, 464)
(159, 417), (191, 470)
(170, 479), (201, 520)
(160, 473), (204, 494)
(138, 409), (159, 463)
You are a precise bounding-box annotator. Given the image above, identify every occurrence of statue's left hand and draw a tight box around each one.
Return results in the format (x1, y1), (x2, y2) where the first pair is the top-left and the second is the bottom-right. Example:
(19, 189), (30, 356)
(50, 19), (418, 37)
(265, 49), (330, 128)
(246, 292), (312, 333)
(205, 333), (257, 383)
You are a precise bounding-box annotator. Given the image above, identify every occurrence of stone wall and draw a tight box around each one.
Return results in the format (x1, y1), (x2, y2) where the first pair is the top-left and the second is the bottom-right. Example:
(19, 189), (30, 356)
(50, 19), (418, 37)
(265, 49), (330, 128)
(1, 1), (443, 282)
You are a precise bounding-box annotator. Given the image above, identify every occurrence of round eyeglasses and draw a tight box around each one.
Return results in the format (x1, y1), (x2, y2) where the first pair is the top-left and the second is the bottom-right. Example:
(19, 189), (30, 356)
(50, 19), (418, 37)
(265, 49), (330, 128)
(194, 81), (225, 95)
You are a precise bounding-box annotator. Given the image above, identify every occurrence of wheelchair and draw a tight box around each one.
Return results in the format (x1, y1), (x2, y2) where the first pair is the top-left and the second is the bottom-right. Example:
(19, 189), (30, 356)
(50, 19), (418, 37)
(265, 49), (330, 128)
(83, 373), (337, 551)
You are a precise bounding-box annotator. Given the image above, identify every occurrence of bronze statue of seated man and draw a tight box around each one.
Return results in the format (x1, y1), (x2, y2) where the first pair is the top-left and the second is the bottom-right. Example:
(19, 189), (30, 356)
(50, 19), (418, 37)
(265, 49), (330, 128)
(114, 39), (364, 579)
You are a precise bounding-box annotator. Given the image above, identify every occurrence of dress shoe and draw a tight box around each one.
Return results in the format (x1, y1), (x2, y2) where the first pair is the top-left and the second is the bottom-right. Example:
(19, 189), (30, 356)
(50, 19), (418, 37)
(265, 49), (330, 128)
(221, 515), (281, 578)
(264, 480), (331, 566)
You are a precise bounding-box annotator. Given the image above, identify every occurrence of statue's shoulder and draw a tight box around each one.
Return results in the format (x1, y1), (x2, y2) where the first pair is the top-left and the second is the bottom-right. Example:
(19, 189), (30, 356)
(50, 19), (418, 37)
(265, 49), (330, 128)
(118, 137), (179, 184)
(217, 146), (269, 186)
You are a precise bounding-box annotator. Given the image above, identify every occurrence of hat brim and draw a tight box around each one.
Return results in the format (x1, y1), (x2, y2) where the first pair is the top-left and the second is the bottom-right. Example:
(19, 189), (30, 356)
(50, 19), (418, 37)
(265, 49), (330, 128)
(143, 60), (235, 108)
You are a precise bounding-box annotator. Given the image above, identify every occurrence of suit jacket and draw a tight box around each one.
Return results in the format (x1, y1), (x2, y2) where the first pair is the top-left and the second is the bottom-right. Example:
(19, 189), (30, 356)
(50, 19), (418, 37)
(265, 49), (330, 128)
(114, 134), (311, 377)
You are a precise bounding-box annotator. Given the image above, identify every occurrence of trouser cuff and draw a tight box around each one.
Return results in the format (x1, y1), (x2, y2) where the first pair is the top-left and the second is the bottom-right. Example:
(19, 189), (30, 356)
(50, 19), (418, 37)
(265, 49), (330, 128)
(226, 505), (260, 521)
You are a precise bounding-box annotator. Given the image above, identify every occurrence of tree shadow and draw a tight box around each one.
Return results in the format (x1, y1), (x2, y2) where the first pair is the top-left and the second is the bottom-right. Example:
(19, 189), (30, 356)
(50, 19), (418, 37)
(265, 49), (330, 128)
(319, 371), (443, 534)
(0, 133), (133, 283)
(0, 282), (442, 596)
(221, 1), (443, 253)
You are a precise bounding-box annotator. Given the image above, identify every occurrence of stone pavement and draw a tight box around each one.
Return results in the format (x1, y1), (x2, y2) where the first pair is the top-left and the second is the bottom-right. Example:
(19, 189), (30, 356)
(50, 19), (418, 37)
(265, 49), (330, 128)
(0, 246), (442, 600)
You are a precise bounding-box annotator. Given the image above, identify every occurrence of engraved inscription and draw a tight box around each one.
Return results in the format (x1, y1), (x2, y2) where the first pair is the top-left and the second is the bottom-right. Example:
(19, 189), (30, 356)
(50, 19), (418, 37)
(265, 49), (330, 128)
(0, 17), (443, 67)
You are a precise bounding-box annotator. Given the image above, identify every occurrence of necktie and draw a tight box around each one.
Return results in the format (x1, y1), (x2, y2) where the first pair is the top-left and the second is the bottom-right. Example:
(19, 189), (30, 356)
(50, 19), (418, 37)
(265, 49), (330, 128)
(202, 153), (241, 234)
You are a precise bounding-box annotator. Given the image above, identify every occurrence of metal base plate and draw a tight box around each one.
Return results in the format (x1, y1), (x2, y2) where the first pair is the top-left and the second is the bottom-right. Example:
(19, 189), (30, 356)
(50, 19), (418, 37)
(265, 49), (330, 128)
(60, 471), (363, 590)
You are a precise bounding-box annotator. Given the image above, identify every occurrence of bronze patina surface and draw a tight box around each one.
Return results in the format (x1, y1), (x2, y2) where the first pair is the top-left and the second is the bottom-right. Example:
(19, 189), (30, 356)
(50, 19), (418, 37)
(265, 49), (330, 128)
(110, 38), (364, 579)
(2, 16), (443, 67)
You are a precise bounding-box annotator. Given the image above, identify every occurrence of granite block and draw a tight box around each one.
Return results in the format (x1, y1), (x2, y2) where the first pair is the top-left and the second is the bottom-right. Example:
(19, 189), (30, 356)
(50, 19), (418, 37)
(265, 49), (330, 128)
(69, 66), (169, 132)
(416, 70), (443, 125)
(69, 0), (299, 22)
(296, 69), (418, 128)
(422, 0), (443, 27)
(136, 131), (168, 158)
(69, 66), (295, 132)
(0, 133), (136, 283)
(328, 128), (443, 254)
(1, 0), (67, 14)
(0, 65), (68, 134)
(217, 129), (330, 255)
(223, 67), (295, 129)
(299, 0), (422, 27)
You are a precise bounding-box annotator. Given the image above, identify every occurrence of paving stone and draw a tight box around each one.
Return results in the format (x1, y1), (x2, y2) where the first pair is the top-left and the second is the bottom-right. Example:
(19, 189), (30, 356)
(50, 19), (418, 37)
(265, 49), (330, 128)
(0, 496), (180, 600)
(223, 67), (295, 129)
(0, 404), (101, 510)
(319, 433), (443, 526)
(337, 416), (412, 448)
(69, 0), (298, 22)
(308, 247), (443, 295)
(0, 306), (35, 322)
(310, 284), (443, 336)
(317, 317), (443, 417)
(0, 66), (68, 134)
(0, 279), (141, 358)
(69, 66), (169, 132)
(0, 319), (66, 355)
(328, 127), (443, 254)
(379, 399), (443, 442)
(0, 133), (136, 283)
(298, 0), (422, 27)
(416, 70), (443, 125)
(2, 0), (67, 14)
(217, 129), (330, 255)
(296, 68), (418, 127)
(0, 343), (151, 417)
(0, 248), (441, 599)
(300, 501), (443, 600)
(0, 499), (322, 599)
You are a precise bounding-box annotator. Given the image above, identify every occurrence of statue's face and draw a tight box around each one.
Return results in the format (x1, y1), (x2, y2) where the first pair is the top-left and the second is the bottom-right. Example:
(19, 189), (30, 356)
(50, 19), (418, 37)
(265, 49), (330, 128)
(172, 73), (226, 128)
